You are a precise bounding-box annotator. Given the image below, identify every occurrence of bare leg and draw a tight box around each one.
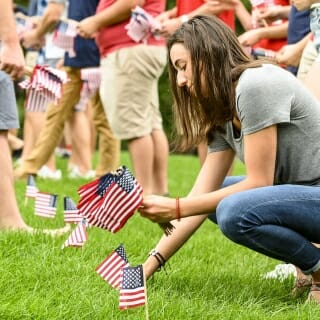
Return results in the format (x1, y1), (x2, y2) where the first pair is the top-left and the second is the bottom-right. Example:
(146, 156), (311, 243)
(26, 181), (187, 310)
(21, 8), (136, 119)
(128, 135), (154, 195)
(0, 130), (30, 230)
(151, 129), (169, 195)
(69, 110), (92, 174)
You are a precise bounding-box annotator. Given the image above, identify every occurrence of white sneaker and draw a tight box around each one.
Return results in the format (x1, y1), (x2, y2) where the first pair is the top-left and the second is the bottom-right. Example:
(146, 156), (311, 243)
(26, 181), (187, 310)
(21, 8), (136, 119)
(68, 166), (95, 179)
(38, 166), (62, 180)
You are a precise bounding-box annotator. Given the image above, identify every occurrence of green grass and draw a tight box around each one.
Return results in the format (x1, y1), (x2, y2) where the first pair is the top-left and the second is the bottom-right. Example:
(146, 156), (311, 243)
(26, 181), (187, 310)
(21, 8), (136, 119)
(2, 152), (320, 319)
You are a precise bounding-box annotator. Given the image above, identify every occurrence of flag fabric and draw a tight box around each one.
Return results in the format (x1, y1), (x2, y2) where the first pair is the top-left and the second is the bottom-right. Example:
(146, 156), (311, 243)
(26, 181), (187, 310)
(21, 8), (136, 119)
(15, 12), (33, 39)
(19, 65), (68, 111)
(25, 175), (38, 199)
(52, 19), (78, 58)
(119, 265), (146, 310)
(77, 166), (143, 233)
(96, 244), (130, 289)
(74, 68), (101, 111)
(125, 6), (161, 43)
(35, 192), (58, 218)
(64, 196), (83, 224)
(62, 219), (88, 249)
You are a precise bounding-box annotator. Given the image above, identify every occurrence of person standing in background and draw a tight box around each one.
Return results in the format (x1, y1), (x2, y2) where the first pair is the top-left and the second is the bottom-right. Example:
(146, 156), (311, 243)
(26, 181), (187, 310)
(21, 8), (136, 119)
(77, 0), (170, 196)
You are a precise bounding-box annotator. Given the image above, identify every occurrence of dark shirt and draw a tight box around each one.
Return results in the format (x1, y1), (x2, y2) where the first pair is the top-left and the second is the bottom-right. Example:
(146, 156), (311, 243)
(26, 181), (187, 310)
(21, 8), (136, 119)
(64, 0), (100, 68)
(287, 6), (311, 75)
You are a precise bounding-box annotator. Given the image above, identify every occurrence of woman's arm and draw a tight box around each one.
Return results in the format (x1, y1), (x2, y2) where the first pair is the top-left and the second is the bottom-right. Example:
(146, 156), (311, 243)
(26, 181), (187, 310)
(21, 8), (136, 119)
(142, 148), (235, 278)
(77, 0), (145, 38)
(141, 125), (277, 278)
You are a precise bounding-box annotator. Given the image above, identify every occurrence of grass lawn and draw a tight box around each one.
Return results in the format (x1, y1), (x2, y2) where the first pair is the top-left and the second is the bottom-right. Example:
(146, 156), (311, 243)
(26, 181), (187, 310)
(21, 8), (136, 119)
(2, 151), (320, 319)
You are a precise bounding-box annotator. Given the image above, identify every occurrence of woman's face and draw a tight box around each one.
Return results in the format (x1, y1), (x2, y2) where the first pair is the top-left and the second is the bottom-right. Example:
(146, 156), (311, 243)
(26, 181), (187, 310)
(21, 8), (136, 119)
(170, 43), (194, 92)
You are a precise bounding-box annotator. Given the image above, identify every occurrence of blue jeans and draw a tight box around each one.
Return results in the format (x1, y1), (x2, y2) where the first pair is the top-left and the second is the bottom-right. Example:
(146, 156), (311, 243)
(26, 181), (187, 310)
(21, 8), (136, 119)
(208, 176), (320, 274)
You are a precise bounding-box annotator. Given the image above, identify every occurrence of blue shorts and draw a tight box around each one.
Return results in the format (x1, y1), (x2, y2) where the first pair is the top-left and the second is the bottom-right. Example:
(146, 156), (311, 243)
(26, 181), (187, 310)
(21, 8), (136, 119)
(0, 71), (19, 130)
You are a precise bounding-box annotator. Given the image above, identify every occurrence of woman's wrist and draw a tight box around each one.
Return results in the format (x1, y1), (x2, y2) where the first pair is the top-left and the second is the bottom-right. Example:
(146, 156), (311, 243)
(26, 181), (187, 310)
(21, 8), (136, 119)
(144, 249), (167, 279)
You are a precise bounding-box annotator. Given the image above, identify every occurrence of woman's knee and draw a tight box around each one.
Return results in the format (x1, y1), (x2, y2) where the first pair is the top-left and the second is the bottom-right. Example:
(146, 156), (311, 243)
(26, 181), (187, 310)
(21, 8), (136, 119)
(216, 194), (249, 242)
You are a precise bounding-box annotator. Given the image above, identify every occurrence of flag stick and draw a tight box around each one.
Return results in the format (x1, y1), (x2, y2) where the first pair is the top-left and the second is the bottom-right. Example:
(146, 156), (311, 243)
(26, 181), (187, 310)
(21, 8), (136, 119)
(24, 197), (28, 206)
(143, 271), (149, 320)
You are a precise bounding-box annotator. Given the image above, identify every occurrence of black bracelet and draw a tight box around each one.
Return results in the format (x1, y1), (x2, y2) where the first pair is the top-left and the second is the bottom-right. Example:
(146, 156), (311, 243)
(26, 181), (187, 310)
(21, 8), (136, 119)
(149, 249), (166, 271)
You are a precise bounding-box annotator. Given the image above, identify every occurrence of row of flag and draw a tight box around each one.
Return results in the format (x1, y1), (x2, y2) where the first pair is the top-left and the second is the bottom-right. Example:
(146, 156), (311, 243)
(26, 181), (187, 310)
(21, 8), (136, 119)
(19, 65), (69, 111)
(77, 166), (143, 233)
(24, 169), (148, 311)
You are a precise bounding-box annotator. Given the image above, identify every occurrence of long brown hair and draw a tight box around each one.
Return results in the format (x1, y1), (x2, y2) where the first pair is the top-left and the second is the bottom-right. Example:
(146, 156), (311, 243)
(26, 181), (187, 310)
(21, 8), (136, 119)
(167, 15), (264, 151)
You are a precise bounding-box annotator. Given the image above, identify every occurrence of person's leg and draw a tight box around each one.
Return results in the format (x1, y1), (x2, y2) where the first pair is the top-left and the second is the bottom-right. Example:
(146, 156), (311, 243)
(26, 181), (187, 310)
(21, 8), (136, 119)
(151, 129), (169, 195)
(68, 109), (92, 174)
(91, 91), (120, 177)
(0, 130), (30, 230)
(15, 67), (82, 178)
(216, 184), (320, 273)
(21, 111), (44, 161)
(128, 135), (154, 195)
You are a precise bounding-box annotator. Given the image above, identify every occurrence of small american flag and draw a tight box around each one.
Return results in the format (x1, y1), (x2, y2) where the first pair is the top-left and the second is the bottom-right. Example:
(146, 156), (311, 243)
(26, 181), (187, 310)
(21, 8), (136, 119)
(74, 68), (101, 111)
(19, 65), (68, 111)
(25, 175), (38, 199)
(52, 20), (78, 58)
(62, 219), (88, 249)
(64, 196), (83, 224)
(96, 244), (130, 289)
(119, 265), (146, 310)
(35, 192), (58, 218)
(77, 166), (143, 233)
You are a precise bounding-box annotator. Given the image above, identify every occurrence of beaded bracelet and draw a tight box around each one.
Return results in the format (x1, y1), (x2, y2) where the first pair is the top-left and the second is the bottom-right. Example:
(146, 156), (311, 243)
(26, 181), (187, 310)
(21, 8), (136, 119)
(149, 249), (166, 271)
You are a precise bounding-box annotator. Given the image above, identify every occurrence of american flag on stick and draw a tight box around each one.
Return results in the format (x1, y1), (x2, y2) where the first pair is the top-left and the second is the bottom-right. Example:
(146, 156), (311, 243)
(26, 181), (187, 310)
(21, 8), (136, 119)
(25, 175), (38, 199)
(96, 244), (130, 289)
(119, 265), (146, 310)
(74, 67), (101, 111)
(77, 166), (143, 233)
(52, 19), (78, 58)
(61, 219), (88, 249)
(35, 192), (58, 218)
(19, 65), (68, 111)
(64, 196), (83, 224)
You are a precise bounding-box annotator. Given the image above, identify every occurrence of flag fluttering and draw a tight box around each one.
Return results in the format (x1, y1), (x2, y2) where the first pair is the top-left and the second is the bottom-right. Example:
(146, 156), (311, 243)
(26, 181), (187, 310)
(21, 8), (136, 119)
(35, 192), (58, 218)
(19, 65), (68, 111)
(119, 265), (146, 310)
(96, 244), (130, 289)
(64, 196), (83, 224)
(74, 67), (101, 111)
(62, 219), (88, 249)
(52, 19), (78, 58)
(125, 6), (161, 43)
(77, 166), (143, 233)
(25, 175), (38, 199)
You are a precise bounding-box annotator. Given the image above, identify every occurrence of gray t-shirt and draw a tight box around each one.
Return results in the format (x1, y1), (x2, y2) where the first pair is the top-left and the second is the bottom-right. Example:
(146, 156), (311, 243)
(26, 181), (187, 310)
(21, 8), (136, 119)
(208, 64), (320, 185)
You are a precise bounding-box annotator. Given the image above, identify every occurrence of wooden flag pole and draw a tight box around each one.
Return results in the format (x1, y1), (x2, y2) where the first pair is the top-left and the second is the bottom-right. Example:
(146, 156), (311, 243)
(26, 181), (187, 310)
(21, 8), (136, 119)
(24, 197), (29, 206)
(143, 270), (149, 320)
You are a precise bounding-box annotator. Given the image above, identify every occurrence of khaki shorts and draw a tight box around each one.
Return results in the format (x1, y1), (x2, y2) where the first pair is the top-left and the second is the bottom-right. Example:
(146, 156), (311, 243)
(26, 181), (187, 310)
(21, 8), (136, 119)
(100, 45), (167, 140)
(297, 40), (318, 81)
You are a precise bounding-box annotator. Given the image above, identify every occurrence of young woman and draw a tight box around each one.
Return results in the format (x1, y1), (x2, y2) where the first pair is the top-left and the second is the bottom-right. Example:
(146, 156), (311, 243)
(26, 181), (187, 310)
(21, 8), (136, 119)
(138, 15), (320, 303)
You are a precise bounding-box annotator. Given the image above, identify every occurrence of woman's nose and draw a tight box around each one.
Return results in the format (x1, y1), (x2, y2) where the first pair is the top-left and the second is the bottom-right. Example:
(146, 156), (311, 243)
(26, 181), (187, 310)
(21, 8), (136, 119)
(176, 73), (187, 87)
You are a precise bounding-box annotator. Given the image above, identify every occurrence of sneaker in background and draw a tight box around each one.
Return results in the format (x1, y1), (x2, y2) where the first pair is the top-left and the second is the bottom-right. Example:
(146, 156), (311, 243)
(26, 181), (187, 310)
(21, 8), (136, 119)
(37, 166), (62, 180)
(68, 166), (95, 179)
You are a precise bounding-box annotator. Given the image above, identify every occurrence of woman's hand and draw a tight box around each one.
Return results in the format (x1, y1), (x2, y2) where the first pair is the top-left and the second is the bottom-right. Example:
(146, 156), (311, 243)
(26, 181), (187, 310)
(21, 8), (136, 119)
(138, 195), (176, 223)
